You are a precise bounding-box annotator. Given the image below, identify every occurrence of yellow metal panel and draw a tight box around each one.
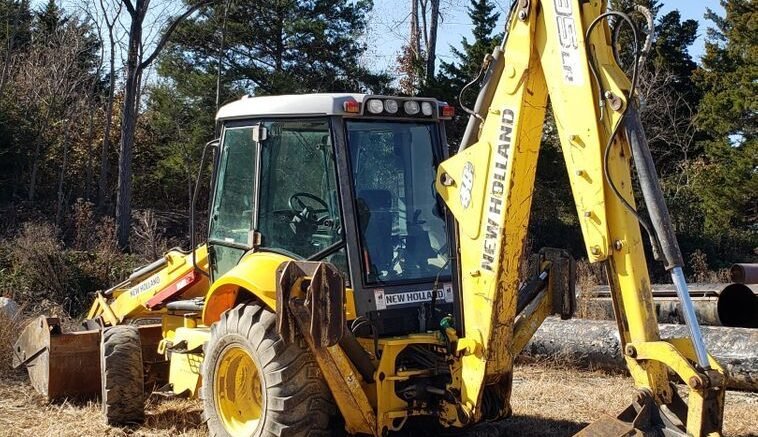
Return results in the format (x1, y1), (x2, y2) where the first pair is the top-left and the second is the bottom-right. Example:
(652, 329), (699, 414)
(436, 0), (547, 419)
(167, 327), (209, 398)
(203, 251), (291, 324)
(202, 251), (357, 325)
(536, 0), (614, 261)
(436, 140), (491, 239)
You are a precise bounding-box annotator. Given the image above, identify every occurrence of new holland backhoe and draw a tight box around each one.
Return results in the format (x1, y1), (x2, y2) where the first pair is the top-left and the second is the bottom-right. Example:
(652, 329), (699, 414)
(14, 0), (726, 435)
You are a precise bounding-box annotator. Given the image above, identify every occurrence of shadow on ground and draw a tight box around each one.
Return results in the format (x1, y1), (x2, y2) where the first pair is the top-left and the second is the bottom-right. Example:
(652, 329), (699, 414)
(386, 415), (587, 437)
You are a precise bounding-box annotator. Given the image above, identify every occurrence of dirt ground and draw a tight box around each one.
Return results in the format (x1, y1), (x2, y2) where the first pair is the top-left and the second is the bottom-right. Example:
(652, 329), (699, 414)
(1, 364), (755, 437)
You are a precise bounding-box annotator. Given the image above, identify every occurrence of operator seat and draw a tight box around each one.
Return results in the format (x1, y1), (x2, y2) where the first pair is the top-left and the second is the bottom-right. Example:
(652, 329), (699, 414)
(357, 189), (394, 279)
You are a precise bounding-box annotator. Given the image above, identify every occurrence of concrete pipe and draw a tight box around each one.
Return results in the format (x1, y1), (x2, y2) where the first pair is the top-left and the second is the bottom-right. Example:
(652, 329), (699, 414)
(583, 283), (757, 328)
(522, 317), (758, 391)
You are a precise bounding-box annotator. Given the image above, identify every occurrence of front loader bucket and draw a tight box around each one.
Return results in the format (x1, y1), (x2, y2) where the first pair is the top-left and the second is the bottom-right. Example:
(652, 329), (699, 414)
(12, 316), (164, 401)
(12, 316), (100, 400)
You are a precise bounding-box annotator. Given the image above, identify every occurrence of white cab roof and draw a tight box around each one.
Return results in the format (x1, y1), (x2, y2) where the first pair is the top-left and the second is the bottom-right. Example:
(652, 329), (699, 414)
(216, 93), (368, 121)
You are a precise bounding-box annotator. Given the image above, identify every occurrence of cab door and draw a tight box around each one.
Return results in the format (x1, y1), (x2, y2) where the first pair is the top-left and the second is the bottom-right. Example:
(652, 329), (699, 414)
(207, 123), (262, 280)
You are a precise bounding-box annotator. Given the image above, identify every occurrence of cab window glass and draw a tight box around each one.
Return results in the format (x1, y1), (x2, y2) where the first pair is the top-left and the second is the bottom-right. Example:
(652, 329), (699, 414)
(209, 127), (256, 246)
(257, 119), (344, 270)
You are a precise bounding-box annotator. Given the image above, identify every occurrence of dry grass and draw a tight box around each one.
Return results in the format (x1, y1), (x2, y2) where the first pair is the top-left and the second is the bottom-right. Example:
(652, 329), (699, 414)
(1, 363), (755, 436)
(0, 313), (19, 374)
(0, 372), (204, 437)
(575, 259), (606, 319)
(509, 365), (757, 437)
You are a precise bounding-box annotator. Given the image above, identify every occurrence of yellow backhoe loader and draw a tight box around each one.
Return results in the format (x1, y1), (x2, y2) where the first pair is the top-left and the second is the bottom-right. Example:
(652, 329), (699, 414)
(14, 1), (726, 435)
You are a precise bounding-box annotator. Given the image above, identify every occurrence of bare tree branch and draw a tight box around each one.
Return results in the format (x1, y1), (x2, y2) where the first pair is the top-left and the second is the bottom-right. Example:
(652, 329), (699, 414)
(138, 0), (215, 71)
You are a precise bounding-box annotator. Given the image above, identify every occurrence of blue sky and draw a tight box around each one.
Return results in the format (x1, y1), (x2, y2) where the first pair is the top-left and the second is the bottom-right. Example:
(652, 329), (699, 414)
(364, 0), (724, 74)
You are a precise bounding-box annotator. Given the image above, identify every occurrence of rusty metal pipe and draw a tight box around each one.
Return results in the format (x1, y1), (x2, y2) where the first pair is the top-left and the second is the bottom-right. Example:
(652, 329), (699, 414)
(584, 283), (758, 328)
(730, 263), (758, 284)
(522, 317), (758, 391)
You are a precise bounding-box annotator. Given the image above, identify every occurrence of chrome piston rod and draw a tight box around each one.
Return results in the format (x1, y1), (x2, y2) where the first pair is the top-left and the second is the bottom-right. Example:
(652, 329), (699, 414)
(671, 267), (710, 368)
(624, 108), (711, 370)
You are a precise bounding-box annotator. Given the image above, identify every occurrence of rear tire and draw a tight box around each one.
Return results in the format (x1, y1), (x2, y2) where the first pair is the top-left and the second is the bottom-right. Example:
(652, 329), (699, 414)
(202, 302), (335, 437)
(100, 325), (145, 425)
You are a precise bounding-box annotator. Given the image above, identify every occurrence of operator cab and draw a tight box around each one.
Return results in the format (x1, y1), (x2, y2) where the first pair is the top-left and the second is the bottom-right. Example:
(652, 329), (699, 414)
(210, 93), (458, 335)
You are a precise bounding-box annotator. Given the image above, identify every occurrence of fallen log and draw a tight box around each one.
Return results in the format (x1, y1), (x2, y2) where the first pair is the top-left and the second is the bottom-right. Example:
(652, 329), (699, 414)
(522, 317), (758, 391)
(582, 283), (758, 328)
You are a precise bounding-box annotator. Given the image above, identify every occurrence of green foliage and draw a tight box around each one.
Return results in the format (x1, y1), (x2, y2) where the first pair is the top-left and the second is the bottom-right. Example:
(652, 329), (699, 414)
(162, 0), (391, 98)
(0, 0), (32, 52)
(0, 0), (103, 205)
(135, 83), (214, 213)
(34, 0), (66, 37)
(652, 10), (699, 96)
(693, 0), (756, 251)
(429, 0), (502, 144)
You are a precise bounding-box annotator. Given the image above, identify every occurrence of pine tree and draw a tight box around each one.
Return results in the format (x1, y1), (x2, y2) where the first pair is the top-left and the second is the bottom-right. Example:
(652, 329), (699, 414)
(34, 0), (67, 38)
(652, 10), (698, 95)
(161, 0), (390, 98)
(693, 0), (757, 246)
(430, 0), (501, 143)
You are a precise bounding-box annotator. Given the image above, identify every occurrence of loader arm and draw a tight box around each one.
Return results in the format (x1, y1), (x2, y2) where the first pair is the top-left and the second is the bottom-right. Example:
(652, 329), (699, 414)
(436, 1), (725, 435)
(13, 245), (210, 401)
(86, 245), (210, 326)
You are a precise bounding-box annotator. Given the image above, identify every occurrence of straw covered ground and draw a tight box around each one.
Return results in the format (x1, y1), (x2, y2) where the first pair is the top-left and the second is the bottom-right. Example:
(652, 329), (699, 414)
(1, 307), (755, 437)
(1, 362), (756, 437)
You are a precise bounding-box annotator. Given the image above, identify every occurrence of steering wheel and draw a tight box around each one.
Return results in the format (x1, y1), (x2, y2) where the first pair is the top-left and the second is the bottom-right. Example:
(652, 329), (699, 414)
(288, 192), (330, 225)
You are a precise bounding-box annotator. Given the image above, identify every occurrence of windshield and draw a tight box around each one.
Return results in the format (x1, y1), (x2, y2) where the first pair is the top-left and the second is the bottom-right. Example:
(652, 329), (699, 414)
(347, 121), (450, 284)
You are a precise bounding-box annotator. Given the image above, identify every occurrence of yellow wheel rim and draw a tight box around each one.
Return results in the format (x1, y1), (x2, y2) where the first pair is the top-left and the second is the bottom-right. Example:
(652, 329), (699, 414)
(214, 346), (264, 436)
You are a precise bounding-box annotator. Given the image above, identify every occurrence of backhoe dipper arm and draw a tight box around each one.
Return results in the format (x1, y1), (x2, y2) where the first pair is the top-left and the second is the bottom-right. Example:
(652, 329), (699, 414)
(436, 1), (725, 435)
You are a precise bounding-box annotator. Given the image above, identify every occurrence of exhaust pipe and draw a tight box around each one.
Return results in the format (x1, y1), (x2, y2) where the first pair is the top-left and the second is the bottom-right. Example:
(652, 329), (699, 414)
(523, 317), (758, 391)
(583, 283), (758, 328)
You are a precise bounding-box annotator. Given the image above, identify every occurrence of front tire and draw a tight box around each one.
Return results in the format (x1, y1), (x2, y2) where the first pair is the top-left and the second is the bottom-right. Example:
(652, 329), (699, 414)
(100, 325), (145, 425)
(202, 302), (335, 437)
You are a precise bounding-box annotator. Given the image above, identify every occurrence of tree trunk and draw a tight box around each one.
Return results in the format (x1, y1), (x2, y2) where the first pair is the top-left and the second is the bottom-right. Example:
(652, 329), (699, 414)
(85, 98), (96, 201)
(28, 111), (52, 201)
(411, 0), (420, 57)
(215, 1), (228, 113)
(115, 1), (145, 250)
(426, 0), (439, 81)
(98, 39), (116, 211)
(114, 0), (210, 249)
(28, 142), (41, 201)
(56, 122), (72, 227)
(419, 0), (428, 56)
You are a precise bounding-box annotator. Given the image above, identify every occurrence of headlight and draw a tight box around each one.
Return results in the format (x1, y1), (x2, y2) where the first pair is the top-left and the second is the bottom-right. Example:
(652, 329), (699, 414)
(421, 101), (434, 116)
(367, 99), (384, 114)
(404, 100), (420, 115)
(384, 99), (399, 114)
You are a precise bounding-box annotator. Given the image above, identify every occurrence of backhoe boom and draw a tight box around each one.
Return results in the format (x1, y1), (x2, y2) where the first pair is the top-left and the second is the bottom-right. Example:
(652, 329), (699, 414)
(436, 1), (725, 434)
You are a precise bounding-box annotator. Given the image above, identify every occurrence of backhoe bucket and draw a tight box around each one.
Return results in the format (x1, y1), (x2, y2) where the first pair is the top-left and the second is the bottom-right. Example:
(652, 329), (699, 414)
(12, 317), (100, 400)
(12, 316), (164, 401)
